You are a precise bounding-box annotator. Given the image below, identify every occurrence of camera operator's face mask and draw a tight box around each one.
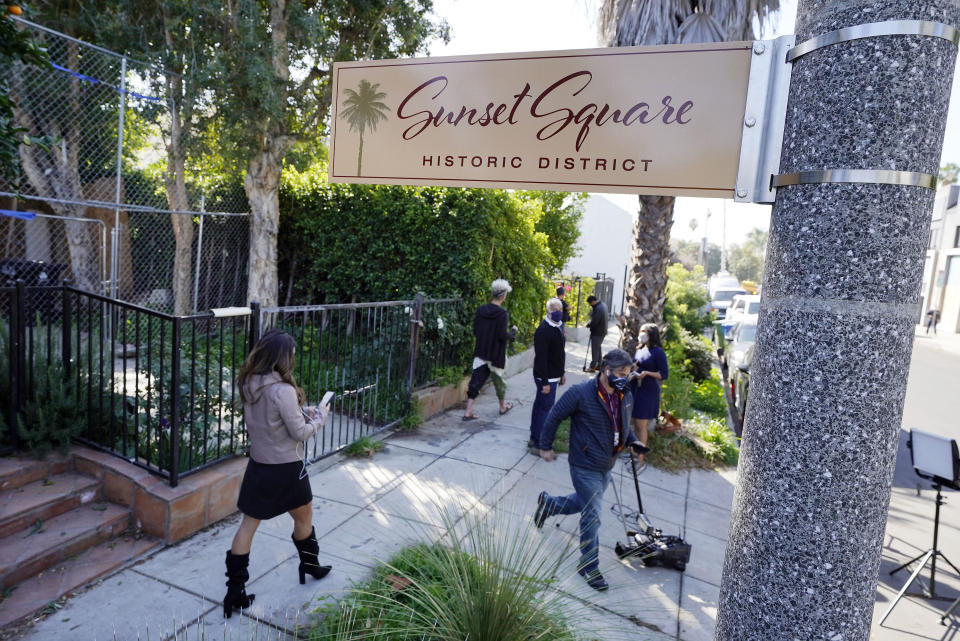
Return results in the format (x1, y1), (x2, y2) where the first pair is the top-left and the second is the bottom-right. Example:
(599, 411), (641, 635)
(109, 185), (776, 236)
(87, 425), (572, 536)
(605, 368), (630, 391)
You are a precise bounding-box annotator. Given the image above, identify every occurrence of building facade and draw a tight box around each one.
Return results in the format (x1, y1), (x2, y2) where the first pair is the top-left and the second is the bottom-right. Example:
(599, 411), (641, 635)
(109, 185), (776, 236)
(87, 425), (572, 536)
(921, 184), (960, 333)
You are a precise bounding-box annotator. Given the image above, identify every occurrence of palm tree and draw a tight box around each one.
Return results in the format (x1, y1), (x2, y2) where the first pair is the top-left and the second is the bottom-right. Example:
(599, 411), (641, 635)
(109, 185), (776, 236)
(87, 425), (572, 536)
(340, 79), (390, 176)
(599, 0), (779, 346)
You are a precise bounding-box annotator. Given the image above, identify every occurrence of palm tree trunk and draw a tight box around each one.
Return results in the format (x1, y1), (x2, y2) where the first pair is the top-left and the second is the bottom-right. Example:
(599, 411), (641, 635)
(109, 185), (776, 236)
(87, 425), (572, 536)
(621, 195), (675, 348)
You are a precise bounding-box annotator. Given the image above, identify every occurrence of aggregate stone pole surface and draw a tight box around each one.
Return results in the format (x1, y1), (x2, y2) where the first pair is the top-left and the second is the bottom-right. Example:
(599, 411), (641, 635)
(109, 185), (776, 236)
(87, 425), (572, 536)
(715, 2), (960, 640)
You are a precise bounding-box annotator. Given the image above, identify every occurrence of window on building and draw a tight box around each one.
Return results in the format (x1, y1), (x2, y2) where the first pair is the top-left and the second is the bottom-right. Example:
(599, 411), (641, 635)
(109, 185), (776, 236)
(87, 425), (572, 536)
(954, 225), (960, 248)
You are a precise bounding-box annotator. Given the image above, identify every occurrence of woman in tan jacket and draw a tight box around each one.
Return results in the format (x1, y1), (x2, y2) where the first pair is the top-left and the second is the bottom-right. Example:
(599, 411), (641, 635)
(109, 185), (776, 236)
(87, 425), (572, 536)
(223, 330), (331, 618)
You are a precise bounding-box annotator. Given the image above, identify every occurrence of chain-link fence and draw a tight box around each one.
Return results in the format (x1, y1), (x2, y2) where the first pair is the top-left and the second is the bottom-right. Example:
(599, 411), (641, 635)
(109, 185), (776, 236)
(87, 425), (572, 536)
(1, 17), (249, 312)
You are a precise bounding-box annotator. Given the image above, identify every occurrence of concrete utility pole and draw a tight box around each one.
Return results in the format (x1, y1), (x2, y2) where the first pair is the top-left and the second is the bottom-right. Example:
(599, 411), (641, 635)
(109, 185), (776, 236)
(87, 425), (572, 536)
(716, 2), (960, 640)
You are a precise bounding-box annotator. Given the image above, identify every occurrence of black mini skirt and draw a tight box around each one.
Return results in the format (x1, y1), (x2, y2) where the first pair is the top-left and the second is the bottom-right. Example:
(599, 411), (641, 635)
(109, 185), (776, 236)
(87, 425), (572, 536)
(237, 458), (313, 520)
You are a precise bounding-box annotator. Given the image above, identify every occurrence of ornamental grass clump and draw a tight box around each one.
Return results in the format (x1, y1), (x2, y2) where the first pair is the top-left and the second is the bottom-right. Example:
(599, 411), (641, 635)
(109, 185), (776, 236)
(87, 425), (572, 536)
(309, 502), (584, 641)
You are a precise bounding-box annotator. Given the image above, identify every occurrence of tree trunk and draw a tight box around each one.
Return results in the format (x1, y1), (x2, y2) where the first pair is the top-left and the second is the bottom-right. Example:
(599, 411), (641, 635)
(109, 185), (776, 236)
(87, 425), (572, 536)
(620, 194), (675, 348)
(164, 20), (195, 315)
(165, 86), (194, 315)
(15, 38), (99, 293)
(244, 140), (286, 308)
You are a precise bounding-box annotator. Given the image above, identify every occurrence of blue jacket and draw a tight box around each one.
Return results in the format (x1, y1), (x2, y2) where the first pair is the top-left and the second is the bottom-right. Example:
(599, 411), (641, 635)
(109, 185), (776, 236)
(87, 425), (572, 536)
(539, 376), (638, 472)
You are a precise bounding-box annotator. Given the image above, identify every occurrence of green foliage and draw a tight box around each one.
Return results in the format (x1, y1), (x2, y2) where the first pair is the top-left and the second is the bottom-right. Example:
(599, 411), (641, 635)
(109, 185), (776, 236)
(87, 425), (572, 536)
(660, 368), (693, 420)
(690, 370), (727, 419)
(524, 191), (586, 273)
(429, 364), (466, 388)
(551, 417), (571, 454)
(397, 397), (424, 431)
(17, 356), (84, 459)
(1, 5), (54, 186)
(309, 507), (580, 641)
(343, 436), (385, 458)
(663, 263), (711, 341)
(668, 328), (714, 383)
(278, 164), (581, 346)
(726, 228), (768, 284)
(647, 416), (738, 472)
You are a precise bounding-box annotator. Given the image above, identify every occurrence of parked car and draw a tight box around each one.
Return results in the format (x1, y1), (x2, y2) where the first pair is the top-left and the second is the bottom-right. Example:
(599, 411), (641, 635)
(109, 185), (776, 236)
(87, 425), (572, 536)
(726, 320), (757, 400)
(710, 286), (747, 319)
(733, 343), (755, 437)
(725, 294), (760, 325)
(712, 318), (739, 365)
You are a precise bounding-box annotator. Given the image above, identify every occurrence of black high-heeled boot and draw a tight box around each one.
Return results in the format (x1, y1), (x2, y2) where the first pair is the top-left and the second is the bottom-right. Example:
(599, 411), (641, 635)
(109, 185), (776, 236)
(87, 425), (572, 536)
(292, 526), (331, 584)
(223, 551), (256, 618)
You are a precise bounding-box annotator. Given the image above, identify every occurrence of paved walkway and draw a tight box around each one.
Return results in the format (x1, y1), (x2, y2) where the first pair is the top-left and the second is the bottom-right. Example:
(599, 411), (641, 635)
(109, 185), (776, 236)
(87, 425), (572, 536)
(16, 332), (734, 641)
(13, 331), (959, 641)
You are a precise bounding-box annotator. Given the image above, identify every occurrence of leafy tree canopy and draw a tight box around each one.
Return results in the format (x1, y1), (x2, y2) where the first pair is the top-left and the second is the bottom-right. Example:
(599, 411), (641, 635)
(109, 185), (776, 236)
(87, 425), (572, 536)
(1, 4), (51, 186)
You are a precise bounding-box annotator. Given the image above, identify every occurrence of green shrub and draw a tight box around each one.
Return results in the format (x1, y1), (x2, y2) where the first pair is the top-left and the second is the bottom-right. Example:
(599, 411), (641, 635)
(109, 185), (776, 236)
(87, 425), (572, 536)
(397, 397), (424, 431)
(343, 436), (385, 458)
(278, 164), (584, 348)
(664, 263), (711, 341)
(690, 371), (727, 419)
(17, 357), (84, 459)
(679, 329), (714, 382)
(661, 372), (693, 421)
(647, 416), (739, 472)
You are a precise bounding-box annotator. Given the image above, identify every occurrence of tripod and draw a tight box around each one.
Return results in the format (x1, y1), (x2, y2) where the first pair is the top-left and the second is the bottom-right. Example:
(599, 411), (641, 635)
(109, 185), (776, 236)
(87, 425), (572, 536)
(879, 483), (960, 625)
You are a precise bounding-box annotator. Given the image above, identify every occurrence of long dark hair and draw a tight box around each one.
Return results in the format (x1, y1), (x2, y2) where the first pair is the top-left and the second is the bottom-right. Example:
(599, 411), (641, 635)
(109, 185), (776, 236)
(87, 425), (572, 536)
(238, 329), (306, 405)
(640, 323), (663, 349)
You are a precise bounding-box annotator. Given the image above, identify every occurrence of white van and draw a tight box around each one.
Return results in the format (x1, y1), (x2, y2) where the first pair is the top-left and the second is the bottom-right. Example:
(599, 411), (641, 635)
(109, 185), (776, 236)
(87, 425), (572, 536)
(708, 272), (741, 300)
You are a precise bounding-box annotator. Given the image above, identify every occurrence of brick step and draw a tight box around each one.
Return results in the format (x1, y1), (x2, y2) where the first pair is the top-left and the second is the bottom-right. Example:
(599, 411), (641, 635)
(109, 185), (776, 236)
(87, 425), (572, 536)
(0, 530), (160, 629)
(0, 473), (101, 540)
(0, 501), (130, 589)
(0, 452), (73, 493)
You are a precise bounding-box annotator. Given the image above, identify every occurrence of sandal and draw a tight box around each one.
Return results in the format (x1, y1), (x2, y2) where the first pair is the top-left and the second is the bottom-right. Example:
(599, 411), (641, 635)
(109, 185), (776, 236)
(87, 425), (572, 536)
(462, 415), (478, 422)
(499, 402), (514, 416)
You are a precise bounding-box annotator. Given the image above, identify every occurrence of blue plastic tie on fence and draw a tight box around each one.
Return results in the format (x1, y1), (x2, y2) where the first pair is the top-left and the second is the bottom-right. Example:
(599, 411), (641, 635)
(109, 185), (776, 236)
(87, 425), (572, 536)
(0, 209), (37, 220)
(49, 62), (165, 103)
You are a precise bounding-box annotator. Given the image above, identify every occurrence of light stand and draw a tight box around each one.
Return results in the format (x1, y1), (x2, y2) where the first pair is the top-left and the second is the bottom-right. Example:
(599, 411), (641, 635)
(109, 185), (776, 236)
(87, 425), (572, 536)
(879, 482), (960, 625)
(879, 429), (960, 626)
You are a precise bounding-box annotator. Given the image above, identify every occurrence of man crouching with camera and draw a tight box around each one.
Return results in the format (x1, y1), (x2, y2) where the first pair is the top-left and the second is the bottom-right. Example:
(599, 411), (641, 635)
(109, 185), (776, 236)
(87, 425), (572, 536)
(533, 348), (648, 591)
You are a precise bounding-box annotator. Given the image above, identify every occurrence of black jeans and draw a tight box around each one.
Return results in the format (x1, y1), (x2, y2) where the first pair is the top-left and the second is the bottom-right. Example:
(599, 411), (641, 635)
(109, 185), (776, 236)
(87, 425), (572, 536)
(589, 334), (604, 369)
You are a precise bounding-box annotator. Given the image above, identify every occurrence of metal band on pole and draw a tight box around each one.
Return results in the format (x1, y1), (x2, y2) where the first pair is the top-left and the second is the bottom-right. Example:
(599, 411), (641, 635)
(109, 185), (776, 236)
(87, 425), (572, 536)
(772, 169), (937, 189)
(787, 20), (960, 62)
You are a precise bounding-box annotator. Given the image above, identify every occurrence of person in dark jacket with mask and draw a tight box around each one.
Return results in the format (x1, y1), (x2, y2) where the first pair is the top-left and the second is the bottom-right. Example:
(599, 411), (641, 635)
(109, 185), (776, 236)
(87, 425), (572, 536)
(533, 348), (646, 591)
(585, 295), (608, 371)
(463, 279), (518, 420)
(529, 297), (566, 453)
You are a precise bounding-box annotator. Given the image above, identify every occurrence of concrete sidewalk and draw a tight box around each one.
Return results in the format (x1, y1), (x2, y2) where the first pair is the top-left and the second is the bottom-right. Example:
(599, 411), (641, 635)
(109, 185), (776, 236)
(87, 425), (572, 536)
(17, 332), (734, 641)
(14, 331), (959, 641)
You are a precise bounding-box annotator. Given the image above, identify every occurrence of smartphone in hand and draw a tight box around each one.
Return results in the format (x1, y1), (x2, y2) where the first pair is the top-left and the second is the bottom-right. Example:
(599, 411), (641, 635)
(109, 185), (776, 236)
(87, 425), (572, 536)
(320, 390), (335, 409)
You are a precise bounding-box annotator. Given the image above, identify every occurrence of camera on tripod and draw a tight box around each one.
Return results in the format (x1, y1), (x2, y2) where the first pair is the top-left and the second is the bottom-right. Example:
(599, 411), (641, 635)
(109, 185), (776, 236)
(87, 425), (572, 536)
(879, 428), (960, 626)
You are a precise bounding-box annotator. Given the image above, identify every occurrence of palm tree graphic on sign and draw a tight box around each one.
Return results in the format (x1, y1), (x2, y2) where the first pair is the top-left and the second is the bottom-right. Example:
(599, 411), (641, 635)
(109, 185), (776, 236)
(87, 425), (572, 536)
(340, 79), (389, 176)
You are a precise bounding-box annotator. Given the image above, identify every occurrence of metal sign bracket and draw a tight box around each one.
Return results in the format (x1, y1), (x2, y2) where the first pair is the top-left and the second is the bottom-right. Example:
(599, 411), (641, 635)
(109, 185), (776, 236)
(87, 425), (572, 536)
(734, 35), (795, 204)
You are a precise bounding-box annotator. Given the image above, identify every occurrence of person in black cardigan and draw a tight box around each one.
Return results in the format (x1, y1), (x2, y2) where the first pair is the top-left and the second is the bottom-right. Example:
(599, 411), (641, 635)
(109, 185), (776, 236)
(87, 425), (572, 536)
(529, 297), (566, 452)
(463, 279), (518, 420)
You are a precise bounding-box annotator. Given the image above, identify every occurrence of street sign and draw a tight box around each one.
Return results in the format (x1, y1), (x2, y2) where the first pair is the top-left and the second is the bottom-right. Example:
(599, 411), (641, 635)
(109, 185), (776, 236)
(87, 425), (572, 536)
(329, 42), (760, 198)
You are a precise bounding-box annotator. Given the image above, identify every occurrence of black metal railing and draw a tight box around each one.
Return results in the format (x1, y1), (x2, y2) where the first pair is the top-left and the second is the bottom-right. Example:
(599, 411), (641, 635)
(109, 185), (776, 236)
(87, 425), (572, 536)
(258, 295), (469, 463)
(63, 286), (252, 486)
(2, 284), (469, 484)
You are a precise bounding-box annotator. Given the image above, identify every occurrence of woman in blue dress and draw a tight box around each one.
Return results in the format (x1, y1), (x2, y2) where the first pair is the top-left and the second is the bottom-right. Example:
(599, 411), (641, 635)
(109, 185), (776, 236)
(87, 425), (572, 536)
(631, 323), (668, 471)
